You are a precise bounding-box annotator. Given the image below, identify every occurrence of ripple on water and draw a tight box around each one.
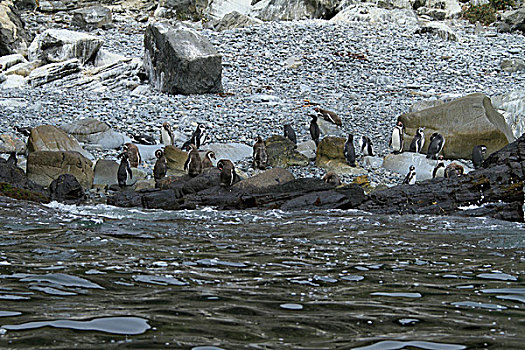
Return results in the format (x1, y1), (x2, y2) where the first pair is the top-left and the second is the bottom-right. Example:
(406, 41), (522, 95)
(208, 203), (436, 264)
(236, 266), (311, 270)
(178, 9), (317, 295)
(476, 273), (517, 281)
(2, 316), (150, 335)
(451, 301), (507, 310)
(19, 273), (104, 289)
(280, 303), (303, 310)
(352, 340), (466, 350)
(496, 295), (525, 304)
(133, 275), (188, 286)
(370, 292), (422, 298)
(0, 311), (21, 317)
(481, 288), (525, 294)
(341, 275), (364, 282)
(191, 347), (226, 350)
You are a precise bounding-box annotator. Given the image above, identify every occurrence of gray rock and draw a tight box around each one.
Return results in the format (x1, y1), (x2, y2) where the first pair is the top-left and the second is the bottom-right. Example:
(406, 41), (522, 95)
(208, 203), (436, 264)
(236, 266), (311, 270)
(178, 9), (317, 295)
(93, 49), (130, 68)
(93, 159), (118, 186)
(0, 73), (5, 84)
(233, 167), (295, 191)
(492, 90), (525, 141)
(27, 59), (81, 87)
(206, 0), (253, 20)
(363, 156), (383, 169)
(416, 21), (457, 41)
(204, 142), (252, 163)
(0, 3), (28, 56)
(28, 29), (103, 64)
(0, 74), (26, 89)
(27, 124), (92, 160)
(252, 0), (338, 21)
(158, 0), (209, 20)
(207, 11), (262, 31)
(331, 4), (419, 30)
(498, 8), (525, 34)
(38, 0), (78, 12)
(71, 5), (112, 30)
(501, 58), (525, 73)
(296, 140), (316, 160)
(49, 173), (85, 203)
(0, 133), (26, 154)
(4, 60), (40, 77)
(60, 118), (131, 150)
(136, 144), (164, 162)
(416, 7), (446, 21)
(144, 21), (223, 95)
(318, 118), (341, 137)
(0, 54), (26, 71)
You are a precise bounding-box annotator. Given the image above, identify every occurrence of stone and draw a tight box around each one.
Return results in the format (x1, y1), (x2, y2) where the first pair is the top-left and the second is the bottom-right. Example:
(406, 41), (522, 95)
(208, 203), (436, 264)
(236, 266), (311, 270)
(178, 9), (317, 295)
(93, 159), (118, 186)
(49, 173), (85, 203)
(0, 2), (27, 56)
(266, 135), (309, 168)
(427, 0), (461, 18)
(27, 124), (92, 160)
(296, 140), (316, 160)
(134, 179), (156, 191)
(38, 0), (78, 12)
(144, 21), (223, 95)
(164, 145), (188, 171)
(398, 93), (513, 159)
(0, 74), (26, 89)
(315, 137), (367, 175)
(158, 0), (209, 20)
(71, 5), (112, 30)
(204, 142), (252, 163)
(501, 58), (525, 73)
(331, 4), (419, 30)
(27, 151), (94, 189)
(28, 29), (103, 64)
(93, 49), (130, 68)
(207, 10), (262, 31)
(252, 0), (338, 21)
(317, 118), (341, 137)
(4, 60), (40, 77)
(362, 156), (383, 169)
(136, 144), (164, 162)
(0, 134), (25, 154)
(409, 98), (444, 113)
(497, 8), (525, 34)
(60, 118), (130, 150)
(416, 7), (446, 20)
(27, 59), (81, 87)
(0, 158), (49, 202)
(491, 90), (525, 141)
(0, 54), (26, 71)
(233, 168), (294, 191)
(416, 21), (457, 41)
(206, 0), (252, 20)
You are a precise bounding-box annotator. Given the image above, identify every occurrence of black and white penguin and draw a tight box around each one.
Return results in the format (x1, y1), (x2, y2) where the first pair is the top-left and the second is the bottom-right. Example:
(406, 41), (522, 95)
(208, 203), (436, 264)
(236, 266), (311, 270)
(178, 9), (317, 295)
(359, 135), (374, 157)
(217, 159), (237, 187)
(323, 171), (341, 186)
(314, 107), (342, 127)
(184, 144), (202, 177)
(284, 124), (297, 145)
(310, 114), (320, 146)
(409, 127), (425, 153)
(390, 121), (404, 154)
(153, 149), (167, 182)
(15, 126), (32, 137)
(123, 143), (141, 168)
(189, 123), (209, 149)
(202, 151), (216, 169)
(6, 152), (17, 167)
(252, 136), (267, 170)
(117, 152), (133, 188)
(160, 121), (175, 146)
(403, 165), (416, 185)
(344, 134), (356, 167)
(132, 133), (156, 145)
(432, 155), (446, 179)
(444, 163), (464, 178)
(426, 132), (445, 160)
(472, 145), (487, 169)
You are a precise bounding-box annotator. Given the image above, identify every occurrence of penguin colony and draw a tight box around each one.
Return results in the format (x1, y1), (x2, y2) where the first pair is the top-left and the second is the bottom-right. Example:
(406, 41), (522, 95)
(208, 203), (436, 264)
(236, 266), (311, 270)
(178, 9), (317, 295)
(104, 104), (486, 191)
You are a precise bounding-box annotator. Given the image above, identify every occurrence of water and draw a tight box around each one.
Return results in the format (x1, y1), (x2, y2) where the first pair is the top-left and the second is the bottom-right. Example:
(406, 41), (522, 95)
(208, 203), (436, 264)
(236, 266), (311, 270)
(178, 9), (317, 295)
(0, 197), (524, 349)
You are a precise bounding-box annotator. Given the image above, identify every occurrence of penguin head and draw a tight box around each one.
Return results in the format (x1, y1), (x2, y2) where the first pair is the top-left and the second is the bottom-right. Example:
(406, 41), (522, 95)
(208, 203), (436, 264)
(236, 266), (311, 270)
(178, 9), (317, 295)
(255, 136), (264, 144)
(409, 165), (415, 172)
(480, 145), (487, 154)
(162, 121), (171, 130)
(397, 121), (403, 127)
(417, 127), (425, 135)
(117, 152), (129, 161)
(155, 149), (164, 159)
(181, 141), (192, 152)
(347, 134), (354, 142)
(198, 123), (206, 132)
(207, 151), (216, 160)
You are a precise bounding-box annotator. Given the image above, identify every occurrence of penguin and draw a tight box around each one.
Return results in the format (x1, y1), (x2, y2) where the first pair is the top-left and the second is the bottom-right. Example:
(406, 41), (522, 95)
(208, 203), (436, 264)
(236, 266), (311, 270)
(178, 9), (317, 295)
(117, 152), (133, 188)
(432, 155), (446, 179)
(15, 126), (32, 137)
(189, 123), (209, 149)
(217, 159), (237, 187)
(132, 133), (156, 145)
(202, 151), (216, 169)
(344, 134), (356, 167)
(310, 114), (320, 146)
(426, 132), (445, 160)
(6, 152), (17, 167)
(472, 145), (487, 169)
(390, 121), (404, 154)
(445, 163), (464, 178)
(123, 143), (141, 168)
(160, 121), (175, 146)
(323, 171), (341, 186)
(409, 127), (425, 153)
(184, 144), (202, 177)
(402, 165), (416, 185)
(314, 107), (342, 126)
(359, 135), (374, 157)
(252, 136), (268, 170)
(153, 149), (167, 181)
(283, 124), (297, 145)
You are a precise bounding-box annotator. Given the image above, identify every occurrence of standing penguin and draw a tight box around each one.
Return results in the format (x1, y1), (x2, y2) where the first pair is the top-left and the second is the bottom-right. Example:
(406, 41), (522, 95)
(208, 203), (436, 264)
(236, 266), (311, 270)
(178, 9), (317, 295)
(117, 152), (133, 188)
(184, 144), (202, 177)
(190, 123), (209, 149)
(344, 134), (356, 167)
(153, 149), (167, 182)
(426, 132), (445, 160)
(409, 127), (425, 153)
(472, 145), (487, 169)
(314, 107), (342, 126)
(432, 155), (446, 179)
(217, 159), (237, 187)
(6, 152), (17, 167)
(390, 121), (404, 154)
(160, 121), (175, 146)
(403, 165), (416, 185)
(323, 171), (341, 186)
(359, 135), (374, 157)
(252, 136), (268, 170)
(310, 114), (320, 146)
(202, 151), (216, 169)
(283, 124), (297, 145)
(123, 143), (141, 168)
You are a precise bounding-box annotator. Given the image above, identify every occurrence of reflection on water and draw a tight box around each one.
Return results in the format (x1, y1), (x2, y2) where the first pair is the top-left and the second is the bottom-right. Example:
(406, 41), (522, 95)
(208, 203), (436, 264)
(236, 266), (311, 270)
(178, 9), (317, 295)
(0, 197), (523, 349)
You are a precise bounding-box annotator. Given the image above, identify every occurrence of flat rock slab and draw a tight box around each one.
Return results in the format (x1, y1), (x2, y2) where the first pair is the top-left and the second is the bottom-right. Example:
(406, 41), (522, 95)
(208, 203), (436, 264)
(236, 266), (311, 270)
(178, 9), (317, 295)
(383, 152), (472, 180)
(27, 151), (93, 189)
(27, 124), (93, 160)
(204, 142), (252, 163)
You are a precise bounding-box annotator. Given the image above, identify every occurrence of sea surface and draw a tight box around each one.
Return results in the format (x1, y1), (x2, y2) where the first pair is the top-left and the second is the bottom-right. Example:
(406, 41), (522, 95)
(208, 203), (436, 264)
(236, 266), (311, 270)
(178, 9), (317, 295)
(0, 197), (523, 349)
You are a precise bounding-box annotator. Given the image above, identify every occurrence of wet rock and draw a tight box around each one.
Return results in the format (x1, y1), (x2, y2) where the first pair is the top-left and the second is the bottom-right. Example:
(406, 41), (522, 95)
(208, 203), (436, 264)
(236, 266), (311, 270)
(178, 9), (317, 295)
(492, 90), (525, 140)
(164, 145), (188, 171)
(416, 21), (457, 41)
(233, 167), (294, 191)
(27, 59), (81, 87)
(0, 2), (28, 56)
(28, 29), (103, 64)
(71, 5), (112, 30)
(60, 118), (130, 150)
(207, 11), (262, 31)
(0, 159), (49, 202)
(281, 184), (365, 210)
(49, 173), (85, 203)
(0, 54), (26, 71)
(27, 125), (92, 160)
(27, 151), (94, 189)
(266, 135), (309, 168)
(500, 58), (525, 73)
(93, 159), (118, 186)
(144, 21), (223, 95)
(398, 93), (513, 159)
(0, 134), (25, 154)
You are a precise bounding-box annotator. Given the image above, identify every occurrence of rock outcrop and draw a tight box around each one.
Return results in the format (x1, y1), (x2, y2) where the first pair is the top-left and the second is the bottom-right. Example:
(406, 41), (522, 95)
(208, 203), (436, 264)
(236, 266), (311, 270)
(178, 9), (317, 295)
(0, 2), (28, 56)
(316, 136), (365, 175)
(492, 90), (525, 141)
(49, 173), (85, 203)
(71, 5), (112, 30)
(266, 135), (309, 168)
(27, 125), (92, 159)
(497, 8), (525, 34)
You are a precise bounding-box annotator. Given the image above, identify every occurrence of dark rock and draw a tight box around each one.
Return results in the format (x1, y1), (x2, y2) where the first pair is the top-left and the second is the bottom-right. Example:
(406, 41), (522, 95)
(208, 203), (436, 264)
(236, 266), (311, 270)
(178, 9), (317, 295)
(0, 158), (49, 202)
(233, 168), (294, 191)
(498, 8), (525, 34)
(71, 5), (112, 30)
(49, 174), (85, 203)
(144, 21), (223, 95)
(253, 0), (339, 21)
(0, 2), (28, 56)
(158, 0), (209, 21)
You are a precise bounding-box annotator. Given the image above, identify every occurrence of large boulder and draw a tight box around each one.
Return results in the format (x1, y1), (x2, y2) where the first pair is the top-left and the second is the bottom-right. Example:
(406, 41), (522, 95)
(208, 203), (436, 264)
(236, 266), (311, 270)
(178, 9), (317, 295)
(144, 21), (223, 95)
(49, 173), (85, 203)
(233, 168), (294, 191)
(27, 59), (81, 87)
(0, 157), (48, 201)
(0, 2), (28, 56)
(331, 4), (419, 29)
(164, 145), (188, 171)
(205, 142), (252, 163)
(491, 90), (525, 141)
(206, 0), (253, 20)
(266, 135), (309, 168)
(206, 11), (262, 31)
(38, 0), (79, 12)
(71, 5), (112, 30)
(60, 118), (130, 150)
(497, 8), (525, 34)
(398, 93), (513, 159)
(0, 133), (25, 154)
(27, 125), (92, 160)
(0, 54), (26, 71)
(27, 151), (94, 189)
(252, 0), (338, 21)
(316, 136), (365, 175)
(157, 0), (209, 20)
(28, 29), (103, 64)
